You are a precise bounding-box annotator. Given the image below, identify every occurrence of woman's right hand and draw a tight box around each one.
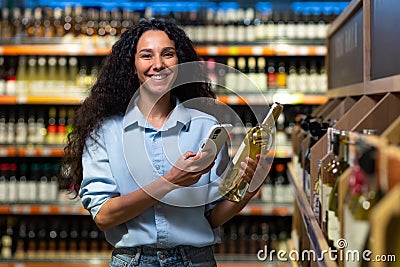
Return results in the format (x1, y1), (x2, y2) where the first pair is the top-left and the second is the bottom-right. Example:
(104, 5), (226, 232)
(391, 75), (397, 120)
(163, 151), (215, 187)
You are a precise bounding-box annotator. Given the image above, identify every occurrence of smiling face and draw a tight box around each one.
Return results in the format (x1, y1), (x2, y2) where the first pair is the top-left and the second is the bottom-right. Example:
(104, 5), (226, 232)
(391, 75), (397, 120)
(134, 30), (179, 97)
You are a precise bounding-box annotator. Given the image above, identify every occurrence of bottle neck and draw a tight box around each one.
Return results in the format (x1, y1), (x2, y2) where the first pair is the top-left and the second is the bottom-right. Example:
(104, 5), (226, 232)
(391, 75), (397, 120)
(261, 102), (283, 126)
(338, 140), (348, 163)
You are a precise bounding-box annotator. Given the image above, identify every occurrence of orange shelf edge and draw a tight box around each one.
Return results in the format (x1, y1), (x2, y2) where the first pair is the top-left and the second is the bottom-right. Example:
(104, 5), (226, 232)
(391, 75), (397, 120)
(1, 44), (325, 56)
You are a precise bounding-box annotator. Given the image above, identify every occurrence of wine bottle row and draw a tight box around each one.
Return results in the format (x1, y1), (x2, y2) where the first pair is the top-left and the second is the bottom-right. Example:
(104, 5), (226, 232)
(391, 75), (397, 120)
(0, 161), (61, 203)
(0, 214), (292, 260)
(0, 56), (98, 97)
(0, 4), (344, 44)
(0, 106), (74, 145)
(0, 55), (326, 98)
(0, 215), (112, 260)
(259, 163), (293, 204)
(0, 102), (297, 150)
(214, 216), (292, 256)
(292, 110), (400, 265)
(207, 57), (327, 94)
(182, 8), (334, 44)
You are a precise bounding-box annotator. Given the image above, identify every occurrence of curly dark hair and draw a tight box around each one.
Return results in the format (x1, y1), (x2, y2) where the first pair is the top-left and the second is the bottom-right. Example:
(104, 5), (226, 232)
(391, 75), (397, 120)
(60, 18), (215, 197)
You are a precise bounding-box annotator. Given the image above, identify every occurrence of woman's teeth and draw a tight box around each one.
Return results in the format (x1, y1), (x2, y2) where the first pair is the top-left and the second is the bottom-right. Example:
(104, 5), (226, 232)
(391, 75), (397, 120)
(151, 74), (167, 80)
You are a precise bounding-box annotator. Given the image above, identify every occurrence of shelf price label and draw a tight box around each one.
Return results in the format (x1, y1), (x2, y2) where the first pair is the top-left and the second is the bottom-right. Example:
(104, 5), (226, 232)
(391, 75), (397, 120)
(207, 46), (218, 55)
(228, 46), (240, 56)
(252, 46), (263, 55)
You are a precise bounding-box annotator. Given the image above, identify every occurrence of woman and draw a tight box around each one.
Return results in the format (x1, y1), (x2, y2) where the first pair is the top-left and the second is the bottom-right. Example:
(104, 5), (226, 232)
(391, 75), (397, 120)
(61, 18), (262, 267)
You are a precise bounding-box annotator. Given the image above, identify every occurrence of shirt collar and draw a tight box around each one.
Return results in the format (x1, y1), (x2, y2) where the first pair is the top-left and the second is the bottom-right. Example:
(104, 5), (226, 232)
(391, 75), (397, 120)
(123, 96), (191, 132)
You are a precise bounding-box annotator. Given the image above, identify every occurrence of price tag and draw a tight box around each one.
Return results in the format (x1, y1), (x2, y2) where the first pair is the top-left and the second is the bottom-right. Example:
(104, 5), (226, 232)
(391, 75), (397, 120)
(17, 95), (27, 104)
(298, 46), (309, 56)
(316, 46), (327, 55)
(207, 46), (218, 55)
(0, 147), (6, 156)
(252, 46), (263, 55)
(41, 147), (51, 156)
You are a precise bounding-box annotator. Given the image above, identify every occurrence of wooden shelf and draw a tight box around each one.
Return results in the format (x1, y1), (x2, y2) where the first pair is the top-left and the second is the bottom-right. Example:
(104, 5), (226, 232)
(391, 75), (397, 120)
(286, 163), (337, 267)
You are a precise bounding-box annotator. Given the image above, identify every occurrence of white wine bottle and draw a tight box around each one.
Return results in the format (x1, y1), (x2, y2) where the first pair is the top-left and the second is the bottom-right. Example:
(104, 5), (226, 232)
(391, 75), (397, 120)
(218, 102), (283, 202)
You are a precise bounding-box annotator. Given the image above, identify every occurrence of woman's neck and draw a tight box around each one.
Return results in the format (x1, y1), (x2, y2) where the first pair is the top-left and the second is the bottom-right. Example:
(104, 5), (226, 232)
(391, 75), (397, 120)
(137, 92), (173, 129)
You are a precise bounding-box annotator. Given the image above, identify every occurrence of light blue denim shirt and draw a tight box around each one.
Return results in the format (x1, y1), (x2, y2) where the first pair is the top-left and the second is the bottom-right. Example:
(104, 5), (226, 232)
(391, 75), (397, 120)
(80, 98), (229, 249)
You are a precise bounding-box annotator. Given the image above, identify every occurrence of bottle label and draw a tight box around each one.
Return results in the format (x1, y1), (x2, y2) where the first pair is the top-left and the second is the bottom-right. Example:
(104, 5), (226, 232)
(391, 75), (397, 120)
(261, 184), (273, 202)
(0, 180), (6, 201)
(313, 194), (320, 221)
(27, 181), (37, 201)
(321, 184), (332, 223)
(304, 171), (311, 199)
(327, 211), (339, 245)
(39, 180), (48, 201)
(217, 26), (225, 43)
(232, 141), (246, 165)
(343, 205), (369, 267)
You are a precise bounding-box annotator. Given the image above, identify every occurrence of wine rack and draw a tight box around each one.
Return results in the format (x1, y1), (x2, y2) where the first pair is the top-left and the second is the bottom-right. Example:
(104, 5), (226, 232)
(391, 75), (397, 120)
(290, 0), (400, 266)
(0, 1), (349, 266)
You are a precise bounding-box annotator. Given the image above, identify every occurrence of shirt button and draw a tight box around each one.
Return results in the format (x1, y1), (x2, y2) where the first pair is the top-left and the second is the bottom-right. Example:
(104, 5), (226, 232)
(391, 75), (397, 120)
(155, 165), (160, 170)
(156, 204), (161, 209)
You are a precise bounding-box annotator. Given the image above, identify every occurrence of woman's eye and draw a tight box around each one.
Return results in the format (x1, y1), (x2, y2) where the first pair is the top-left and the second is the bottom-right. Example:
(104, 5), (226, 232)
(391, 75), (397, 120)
(163, 52), (175, 58)
(140, 54), (152, 59)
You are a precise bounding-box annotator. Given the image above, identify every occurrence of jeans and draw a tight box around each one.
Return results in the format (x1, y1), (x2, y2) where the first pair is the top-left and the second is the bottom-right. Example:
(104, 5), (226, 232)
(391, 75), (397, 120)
(109, 245), (217, 267)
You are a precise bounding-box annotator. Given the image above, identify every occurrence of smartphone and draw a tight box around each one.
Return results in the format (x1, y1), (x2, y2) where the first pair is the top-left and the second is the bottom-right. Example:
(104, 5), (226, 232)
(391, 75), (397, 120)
(198, 124), (233, 157)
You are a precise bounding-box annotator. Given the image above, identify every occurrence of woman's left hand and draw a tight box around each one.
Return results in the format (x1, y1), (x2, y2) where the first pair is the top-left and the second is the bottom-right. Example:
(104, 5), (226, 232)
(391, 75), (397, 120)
(240, 154), (272, 199)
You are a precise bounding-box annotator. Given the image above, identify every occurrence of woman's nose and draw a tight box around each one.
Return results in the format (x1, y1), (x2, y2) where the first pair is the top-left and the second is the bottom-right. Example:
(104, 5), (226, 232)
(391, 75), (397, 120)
(152, 56), (165, 70)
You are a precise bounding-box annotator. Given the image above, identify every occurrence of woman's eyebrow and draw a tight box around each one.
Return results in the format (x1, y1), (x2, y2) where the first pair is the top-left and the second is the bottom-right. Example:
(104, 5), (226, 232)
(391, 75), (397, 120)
(138, 47), (176, 53)
(162, 47), (176, 51)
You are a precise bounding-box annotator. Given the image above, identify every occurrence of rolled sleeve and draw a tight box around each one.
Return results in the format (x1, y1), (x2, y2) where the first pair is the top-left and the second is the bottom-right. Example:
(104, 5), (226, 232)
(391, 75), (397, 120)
(79, 129), (120, 218)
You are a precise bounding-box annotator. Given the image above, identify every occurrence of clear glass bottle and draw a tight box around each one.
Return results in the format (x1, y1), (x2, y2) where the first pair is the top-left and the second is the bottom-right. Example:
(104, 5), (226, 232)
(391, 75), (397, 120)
(218, 102), (283, 202)
(321, 128), (338, 239)
(327, 130), (350, 249)
(313, 159), (322, 224)
(345, 142), (383, 265)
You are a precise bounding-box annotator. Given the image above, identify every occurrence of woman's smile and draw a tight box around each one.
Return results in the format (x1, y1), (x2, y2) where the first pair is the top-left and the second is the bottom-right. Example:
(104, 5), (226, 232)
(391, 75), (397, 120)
(135, 30), (179, 95)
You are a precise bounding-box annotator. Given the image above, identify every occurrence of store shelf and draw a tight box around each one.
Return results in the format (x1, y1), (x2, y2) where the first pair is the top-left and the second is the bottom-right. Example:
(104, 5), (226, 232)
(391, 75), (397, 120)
(0, 145), (65, 157)
(196, 45), (326, 56)
(0, 95), (85, 105)
(0, 93), (327, 106)
(239, 200), (293, 216)
(0, 200), (291, 216)
(0, 44), (111, 56)
(217, 93), (328, 106)
(0, 203), (88, 215)
(0, 44), (326, 57)
(286, 163), (337, 267)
